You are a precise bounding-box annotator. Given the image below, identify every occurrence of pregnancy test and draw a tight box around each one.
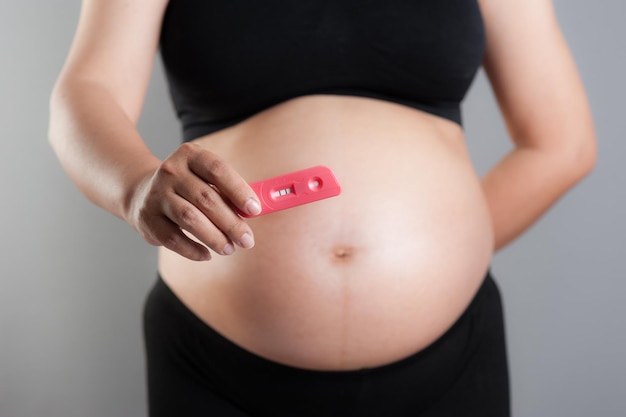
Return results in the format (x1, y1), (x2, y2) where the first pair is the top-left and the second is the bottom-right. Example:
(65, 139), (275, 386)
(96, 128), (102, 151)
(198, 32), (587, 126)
(238, 165), (342, 217)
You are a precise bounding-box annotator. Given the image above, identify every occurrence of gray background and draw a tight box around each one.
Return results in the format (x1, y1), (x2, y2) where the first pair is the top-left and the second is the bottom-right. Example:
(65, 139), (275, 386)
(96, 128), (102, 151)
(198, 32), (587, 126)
(1, 1), (624, 416)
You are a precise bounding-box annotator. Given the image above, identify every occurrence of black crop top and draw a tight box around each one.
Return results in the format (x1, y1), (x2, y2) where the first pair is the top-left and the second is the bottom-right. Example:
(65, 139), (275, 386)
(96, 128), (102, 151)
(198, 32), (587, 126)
(160, 0), (486, 142)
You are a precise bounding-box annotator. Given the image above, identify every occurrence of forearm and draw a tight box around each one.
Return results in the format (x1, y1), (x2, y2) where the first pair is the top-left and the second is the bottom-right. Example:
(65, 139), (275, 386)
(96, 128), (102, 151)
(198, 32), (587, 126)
(482, 143), (595, 251)
(49, 79), (161, 221)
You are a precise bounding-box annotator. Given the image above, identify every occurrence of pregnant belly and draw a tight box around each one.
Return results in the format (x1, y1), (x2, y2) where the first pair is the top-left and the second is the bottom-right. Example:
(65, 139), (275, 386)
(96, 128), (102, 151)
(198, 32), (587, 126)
(158, 95), (494, 370)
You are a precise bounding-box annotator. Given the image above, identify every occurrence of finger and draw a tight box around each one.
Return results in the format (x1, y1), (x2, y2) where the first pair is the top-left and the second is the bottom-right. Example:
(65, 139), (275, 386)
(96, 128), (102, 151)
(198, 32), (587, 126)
(187, 150), (261, 216)
(161, 193), (238, 255)
(151, 216), (212, 261)
(173, 177), (255, 249)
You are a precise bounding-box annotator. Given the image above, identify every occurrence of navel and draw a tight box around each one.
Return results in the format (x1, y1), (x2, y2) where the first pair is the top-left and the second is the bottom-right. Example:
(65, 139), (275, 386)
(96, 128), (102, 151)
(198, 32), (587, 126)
(330, 245), (356, 264)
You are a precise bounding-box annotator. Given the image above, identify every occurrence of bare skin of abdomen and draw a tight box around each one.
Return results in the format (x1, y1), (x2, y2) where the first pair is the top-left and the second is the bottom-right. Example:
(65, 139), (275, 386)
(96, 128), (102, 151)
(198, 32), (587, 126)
(158, 95), (494, 371)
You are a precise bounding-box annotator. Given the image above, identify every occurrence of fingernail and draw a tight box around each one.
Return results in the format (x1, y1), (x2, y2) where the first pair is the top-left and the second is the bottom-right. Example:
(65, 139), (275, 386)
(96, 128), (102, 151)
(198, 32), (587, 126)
(245, 198), (262, 216)
(222, 243), (235, 256)
(240, 233), (255, 249)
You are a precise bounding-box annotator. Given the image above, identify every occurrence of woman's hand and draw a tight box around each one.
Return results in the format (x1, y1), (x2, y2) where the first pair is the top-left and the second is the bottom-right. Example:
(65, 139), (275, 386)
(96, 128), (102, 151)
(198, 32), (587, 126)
(127, 142), (262, 261)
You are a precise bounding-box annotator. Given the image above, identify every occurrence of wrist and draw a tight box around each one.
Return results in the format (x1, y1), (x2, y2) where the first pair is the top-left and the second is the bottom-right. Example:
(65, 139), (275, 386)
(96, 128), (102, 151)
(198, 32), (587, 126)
(121, 158), (161, 225)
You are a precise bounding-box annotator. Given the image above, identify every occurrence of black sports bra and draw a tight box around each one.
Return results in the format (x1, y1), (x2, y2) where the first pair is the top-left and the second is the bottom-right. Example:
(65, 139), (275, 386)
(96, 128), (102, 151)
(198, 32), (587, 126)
(160, 0), (486, 142)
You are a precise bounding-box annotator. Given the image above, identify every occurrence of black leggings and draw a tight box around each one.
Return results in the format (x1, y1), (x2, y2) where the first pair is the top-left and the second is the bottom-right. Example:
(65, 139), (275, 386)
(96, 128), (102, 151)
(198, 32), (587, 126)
(143, 271), (510, 417)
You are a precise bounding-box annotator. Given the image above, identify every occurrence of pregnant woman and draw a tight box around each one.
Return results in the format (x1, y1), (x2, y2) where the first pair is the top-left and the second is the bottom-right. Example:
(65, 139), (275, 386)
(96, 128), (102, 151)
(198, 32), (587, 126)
(49, 0), (596, 416)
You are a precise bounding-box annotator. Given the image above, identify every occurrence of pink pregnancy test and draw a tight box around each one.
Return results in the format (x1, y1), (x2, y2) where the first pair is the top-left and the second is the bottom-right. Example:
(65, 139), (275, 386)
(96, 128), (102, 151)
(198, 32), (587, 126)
(238, 165), (342, 217)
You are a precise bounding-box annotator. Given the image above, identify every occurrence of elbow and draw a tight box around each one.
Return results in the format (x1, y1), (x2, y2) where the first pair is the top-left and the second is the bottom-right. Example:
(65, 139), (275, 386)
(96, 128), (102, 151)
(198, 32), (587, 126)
(549, 126), (598, 188)
(513, 122), (598, 192)
(566, 127), (597, 183)
(518, 109), (599, 185)
(48, 82), (66, 154)
(48, 78), (78, 159)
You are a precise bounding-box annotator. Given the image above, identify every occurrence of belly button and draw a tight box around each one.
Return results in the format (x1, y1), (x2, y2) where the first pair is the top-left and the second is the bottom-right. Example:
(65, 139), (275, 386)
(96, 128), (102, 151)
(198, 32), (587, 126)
(331, 245), (356, 264)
